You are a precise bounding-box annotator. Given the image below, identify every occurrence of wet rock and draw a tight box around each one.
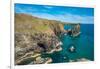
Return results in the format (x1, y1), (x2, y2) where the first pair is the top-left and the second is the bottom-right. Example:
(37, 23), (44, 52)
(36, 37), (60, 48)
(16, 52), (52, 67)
(34, 56), (52, 64)
(67, 44), (76, 53)
(34, 56), (45, 64)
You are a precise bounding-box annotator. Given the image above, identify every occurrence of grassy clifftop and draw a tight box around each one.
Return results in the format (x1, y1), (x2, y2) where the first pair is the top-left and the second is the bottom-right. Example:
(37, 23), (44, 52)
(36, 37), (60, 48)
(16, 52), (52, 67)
(15, 13), (65, 36)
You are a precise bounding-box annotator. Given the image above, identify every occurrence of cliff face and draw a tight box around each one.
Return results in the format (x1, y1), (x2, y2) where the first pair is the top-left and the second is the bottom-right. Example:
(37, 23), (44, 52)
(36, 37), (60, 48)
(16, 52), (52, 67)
(15, 13), (65, 65)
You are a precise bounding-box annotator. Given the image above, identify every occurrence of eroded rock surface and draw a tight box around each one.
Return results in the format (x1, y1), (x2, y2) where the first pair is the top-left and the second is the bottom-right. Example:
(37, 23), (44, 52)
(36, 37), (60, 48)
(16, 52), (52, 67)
(15, 14), (65, 65)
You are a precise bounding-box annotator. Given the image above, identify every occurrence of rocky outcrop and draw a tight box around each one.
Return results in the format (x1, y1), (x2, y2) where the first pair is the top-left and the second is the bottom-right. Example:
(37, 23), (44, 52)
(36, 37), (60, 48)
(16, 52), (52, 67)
(15, 13), (65, 65)
(64, 24), (81, 37)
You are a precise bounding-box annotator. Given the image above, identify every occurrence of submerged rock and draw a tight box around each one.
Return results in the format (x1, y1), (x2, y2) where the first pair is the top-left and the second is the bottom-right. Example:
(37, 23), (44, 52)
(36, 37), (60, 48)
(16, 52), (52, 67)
(68, 44), (76, 53)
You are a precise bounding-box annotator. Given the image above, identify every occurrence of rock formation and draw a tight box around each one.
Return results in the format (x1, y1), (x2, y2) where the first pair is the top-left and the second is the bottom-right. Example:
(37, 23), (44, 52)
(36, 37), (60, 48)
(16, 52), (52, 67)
(15, 13), (65, 65)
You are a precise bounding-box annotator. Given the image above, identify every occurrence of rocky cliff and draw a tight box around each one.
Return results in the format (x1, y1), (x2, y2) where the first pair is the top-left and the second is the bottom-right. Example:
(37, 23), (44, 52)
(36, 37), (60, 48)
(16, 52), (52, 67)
(15, 13), (65, 65)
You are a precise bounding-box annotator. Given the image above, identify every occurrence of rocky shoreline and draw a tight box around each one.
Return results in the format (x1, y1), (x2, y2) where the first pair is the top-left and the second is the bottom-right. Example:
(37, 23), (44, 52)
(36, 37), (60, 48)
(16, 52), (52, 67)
(15, 13), (81, 65)
(15, 32), (63, 65)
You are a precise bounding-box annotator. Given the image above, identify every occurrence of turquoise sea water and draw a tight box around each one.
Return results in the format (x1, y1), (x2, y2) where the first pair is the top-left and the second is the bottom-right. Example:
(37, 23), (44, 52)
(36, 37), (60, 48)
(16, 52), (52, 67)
(42, 24), (94, 63)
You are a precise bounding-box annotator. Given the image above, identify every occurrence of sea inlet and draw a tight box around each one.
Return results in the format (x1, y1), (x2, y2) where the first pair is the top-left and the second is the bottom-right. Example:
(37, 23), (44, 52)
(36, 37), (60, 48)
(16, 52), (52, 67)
(41, 24), (94, 63)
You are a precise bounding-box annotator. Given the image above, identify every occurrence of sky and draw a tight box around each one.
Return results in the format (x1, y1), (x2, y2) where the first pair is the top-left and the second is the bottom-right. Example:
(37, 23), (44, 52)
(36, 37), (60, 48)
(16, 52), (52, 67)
(15, 3), (94, 24)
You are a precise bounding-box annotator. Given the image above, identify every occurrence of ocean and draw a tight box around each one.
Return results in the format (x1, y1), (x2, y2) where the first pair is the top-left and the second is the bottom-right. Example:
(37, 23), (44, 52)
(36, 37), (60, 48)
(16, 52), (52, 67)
(42, 24), (94, 63)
